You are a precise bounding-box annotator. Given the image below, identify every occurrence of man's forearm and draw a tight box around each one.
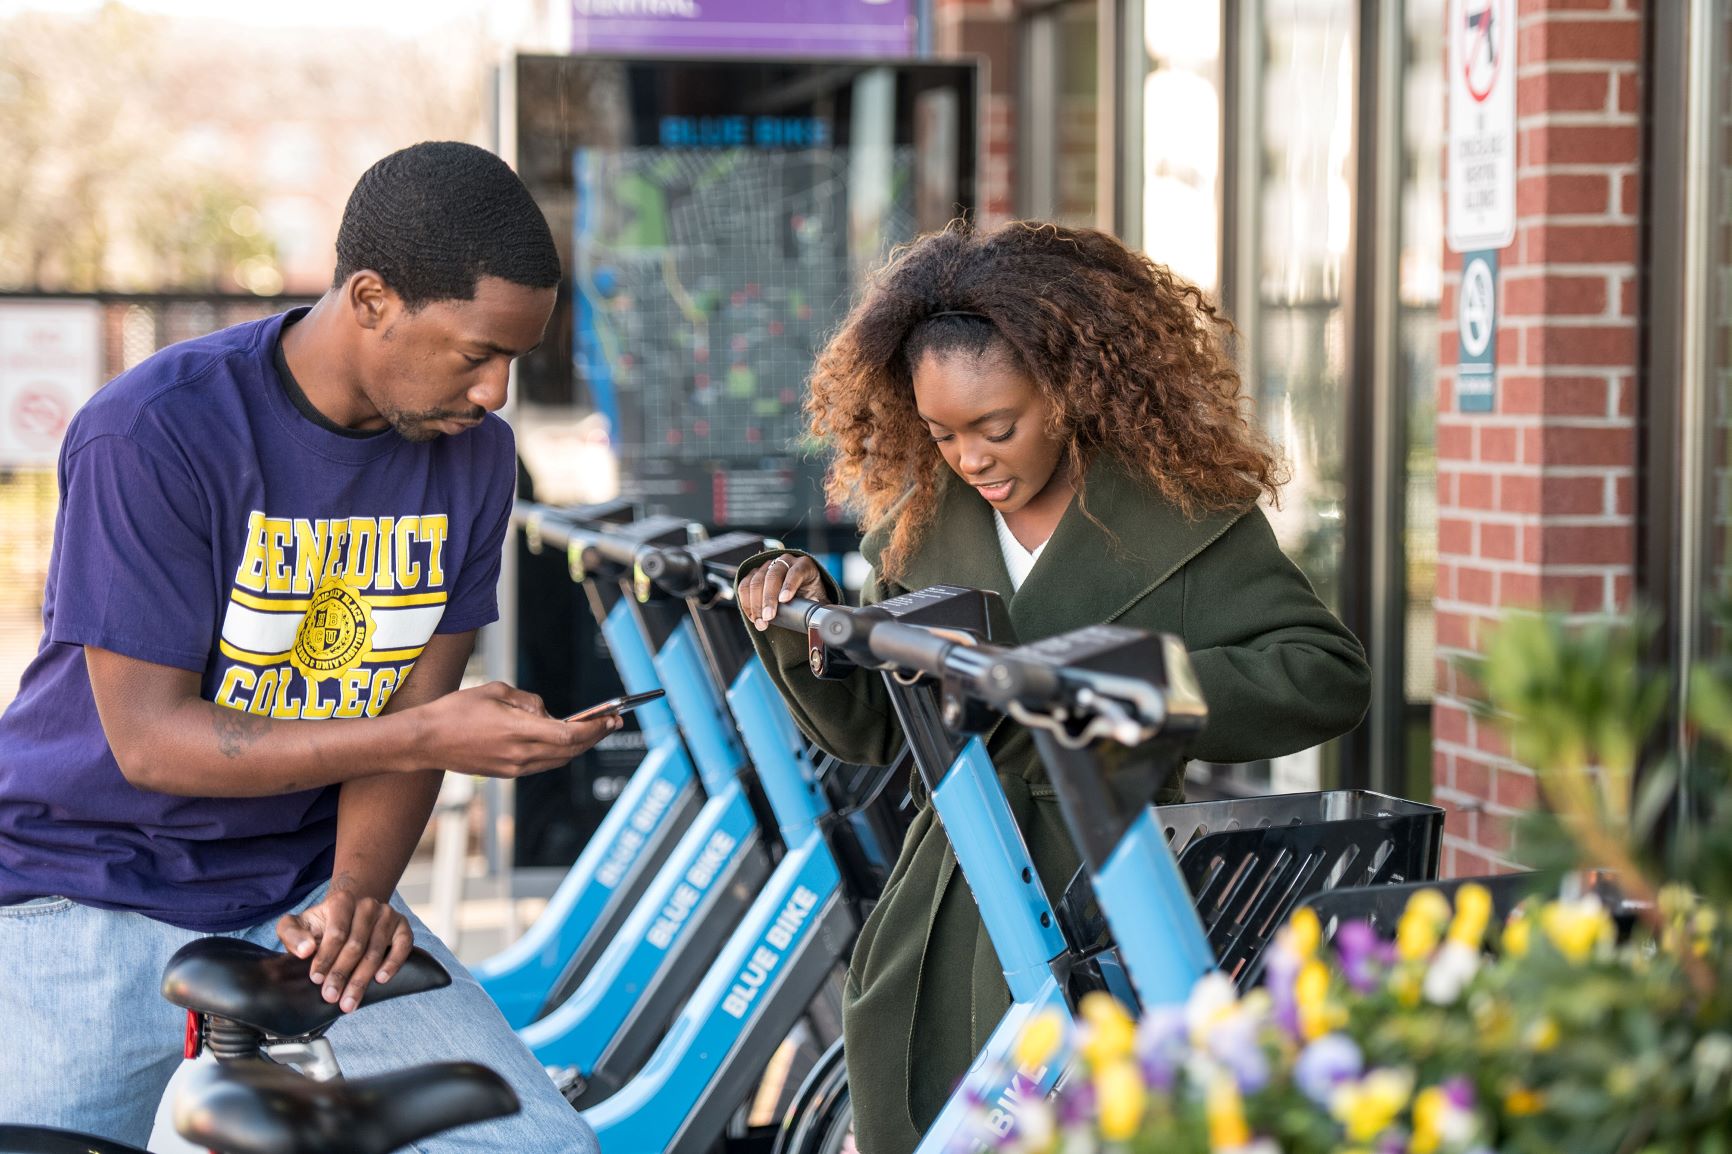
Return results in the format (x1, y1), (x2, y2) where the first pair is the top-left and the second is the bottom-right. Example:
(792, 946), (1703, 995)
(332, 770), (445, 903)
(125, 698), (425, 797)
(329, 629), (476, 900)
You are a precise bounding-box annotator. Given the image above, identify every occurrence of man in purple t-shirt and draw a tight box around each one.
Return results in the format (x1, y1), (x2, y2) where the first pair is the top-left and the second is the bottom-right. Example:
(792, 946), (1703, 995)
(0, 143), (610, 1151)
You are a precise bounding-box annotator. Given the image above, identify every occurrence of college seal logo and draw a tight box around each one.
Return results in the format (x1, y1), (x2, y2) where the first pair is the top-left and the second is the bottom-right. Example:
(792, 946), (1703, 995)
(291, 576), (373, 679)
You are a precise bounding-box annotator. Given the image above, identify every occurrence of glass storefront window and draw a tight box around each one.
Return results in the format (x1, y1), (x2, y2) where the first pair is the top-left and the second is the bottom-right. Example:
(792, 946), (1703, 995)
(1401, 0), (1446, 794)
(1141, 0), (1222, 293)
(1254, 0), (1355, 620)
(1692, 11), (1732, 660)
(1022, 0), (1099, 227)
(1056, 2), (1099, 226)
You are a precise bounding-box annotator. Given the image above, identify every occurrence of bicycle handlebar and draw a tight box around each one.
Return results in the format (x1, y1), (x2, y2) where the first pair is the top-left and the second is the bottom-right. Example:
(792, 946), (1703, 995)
(512, 501), (693, 572)
(767, 597), (1124, 742)
(637, 547), (704, 594)
(511, 501), (593, 554)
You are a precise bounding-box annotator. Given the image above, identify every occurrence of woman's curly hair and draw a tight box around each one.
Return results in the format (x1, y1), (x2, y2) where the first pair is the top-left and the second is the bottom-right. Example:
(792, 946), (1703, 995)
(808, 219), (1286, 579)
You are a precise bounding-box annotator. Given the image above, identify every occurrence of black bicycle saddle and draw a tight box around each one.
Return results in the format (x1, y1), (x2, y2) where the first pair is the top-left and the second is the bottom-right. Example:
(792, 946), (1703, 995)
(172, 1058), (519, 1154)
(161, 937), (450, 1037)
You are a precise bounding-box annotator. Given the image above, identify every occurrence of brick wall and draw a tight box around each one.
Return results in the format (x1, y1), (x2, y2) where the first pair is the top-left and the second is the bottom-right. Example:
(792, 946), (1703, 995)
(1432, 0), (1643, 878)
(933, 0), (1017, 225)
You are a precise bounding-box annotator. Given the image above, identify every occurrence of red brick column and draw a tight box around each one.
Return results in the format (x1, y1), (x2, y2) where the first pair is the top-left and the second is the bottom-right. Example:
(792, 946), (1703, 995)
(1432, 0), (1643, 877)
(933, 0), (1016, 225)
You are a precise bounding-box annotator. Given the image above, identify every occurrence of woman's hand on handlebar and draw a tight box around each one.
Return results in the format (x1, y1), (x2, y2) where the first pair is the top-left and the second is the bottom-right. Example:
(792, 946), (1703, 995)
(738, 552), (829, 631)
(409, 682), (620, 777)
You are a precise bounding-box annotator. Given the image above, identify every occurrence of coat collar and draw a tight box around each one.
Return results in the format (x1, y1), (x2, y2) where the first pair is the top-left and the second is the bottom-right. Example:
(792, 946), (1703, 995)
(864, 455), (1251, 645)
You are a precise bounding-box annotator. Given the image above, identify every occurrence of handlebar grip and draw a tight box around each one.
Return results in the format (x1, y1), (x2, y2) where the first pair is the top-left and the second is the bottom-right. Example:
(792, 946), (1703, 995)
(979, 656), (1063, 708)
(815, 605), (885, 659)
(861, 620), (955, 678)
(773, 596), (821, 632)
(638, 548), (703, 596)
(584, 534), (640, 567)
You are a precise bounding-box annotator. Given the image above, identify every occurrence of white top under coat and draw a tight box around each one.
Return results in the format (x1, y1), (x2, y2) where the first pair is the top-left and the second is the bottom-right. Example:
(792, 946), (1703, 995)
(992, 509), (1048, 591)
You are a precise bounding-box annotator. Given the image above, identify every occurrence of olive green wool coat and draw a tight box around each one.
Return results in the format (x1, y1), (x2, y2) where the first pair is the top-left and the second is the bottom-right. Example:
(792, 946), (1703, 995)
(739, 457), (1371, 1154)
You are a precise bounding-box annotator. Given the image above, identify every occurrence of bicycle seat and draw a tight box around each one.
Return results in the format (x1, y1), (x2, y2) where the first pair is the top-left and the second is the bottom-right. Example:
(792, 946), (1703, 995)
(161, 937), (450, 1038)
(173, 1058), (519, 1154)
(0, 1125), (149, 1153)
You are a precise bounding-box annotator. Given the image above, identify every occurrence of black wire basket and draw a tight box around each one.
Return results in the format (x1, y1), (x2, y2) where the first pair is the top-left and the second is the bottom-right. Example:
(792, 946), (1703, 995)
(1158, 790), (1445, 988)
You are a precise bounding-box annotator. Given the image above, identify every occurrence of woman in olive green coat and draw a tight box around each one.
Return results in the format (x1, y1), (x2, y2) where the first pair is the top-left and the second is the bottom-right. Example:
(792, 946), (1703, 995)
(737, 220), (1370, 1154)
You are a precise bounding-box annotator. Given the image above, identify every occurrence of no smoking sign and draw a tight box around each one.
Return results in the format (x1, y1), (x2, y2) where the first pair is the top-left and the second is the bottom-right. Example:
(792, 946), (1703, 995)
(10, 385), (75, 450)
(0, 301), (102, 467)
(1458, 250), (1498, 413)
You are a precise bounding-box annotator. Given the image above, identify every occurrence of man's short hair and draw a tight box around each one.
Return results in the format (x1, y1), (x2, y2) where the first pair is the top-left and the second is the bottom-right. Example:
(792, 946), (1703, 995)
(333, 141), (561, 309)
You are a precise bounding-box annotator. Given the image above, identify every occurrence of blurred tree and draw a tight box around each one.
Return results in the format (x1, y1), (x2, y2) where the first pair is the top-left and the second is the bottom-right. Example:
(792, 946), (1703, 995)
(0, 2), (489, 294)
(0, 5), (275, 291)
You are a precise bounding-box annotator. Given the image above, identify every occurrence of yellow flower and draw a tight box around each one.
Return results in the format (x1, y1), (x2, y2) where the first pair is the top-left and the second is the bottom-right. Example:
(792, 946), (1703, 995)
(1405, 887), (1453, 926)
(1206, 1070), (1251, 1151)
(1501, 911), (1532, 957)
(1540, 899), (1611, 964)
(1014, 1008), (1067, 1072)
(1285, 906), (1323, 960)
(1410, 1085), (1447, 1154)
(1296, 958), (1340, 1040)
(1504, 1086), (1544, 1116)
(1397, 889), (1451, 961)
(1447, 883), (1493, 947)
(1094, 1059), (1146, 1142)
(1330, 1069), (1415, 1143)
(1524, 1016), (1559, 1052)
(1391, 964), (1423, 1008)
(1078, 992), (1136, 1067)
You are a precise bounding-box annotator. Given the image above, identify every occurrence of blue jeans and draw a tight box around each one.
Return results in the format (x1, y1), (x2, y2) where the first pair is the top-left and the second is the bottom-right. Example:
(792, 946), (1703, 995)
(0, 885), (599, 1153)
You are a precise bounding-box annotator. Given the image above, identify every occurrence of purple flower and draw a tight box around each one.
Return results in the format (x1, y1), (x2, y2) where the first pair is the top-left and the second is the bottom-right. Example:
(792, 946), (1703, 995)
(1293, 1033), (1365, 1106)
(1443, 1075), (1476, 1110)
(1264, 946), (1302, 1036)
(1334, 920), (1391, 993)
(1136, 1005), (1189, 1089)
(1206, 1011), (1272, 1093)
(1055, 1077), (1096, 1128)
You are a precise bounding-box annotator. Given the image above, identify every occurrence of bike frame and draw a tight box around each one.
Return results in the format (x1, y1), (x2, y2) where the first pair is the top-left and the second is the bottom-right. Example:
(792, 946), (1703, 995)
(506, 514), (777, 1105)
(580, 535), (862, 1153)
(866, 613), (1070, 1154)
(473, 505), (705, 1029)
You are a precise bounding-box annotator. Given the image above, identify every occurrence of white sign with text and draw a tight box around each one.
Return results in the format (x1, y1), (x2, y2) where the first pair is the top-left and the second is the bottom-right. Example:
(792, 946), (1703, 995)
(1447, 0), (1517, 251)
(0, 301), (103, 468)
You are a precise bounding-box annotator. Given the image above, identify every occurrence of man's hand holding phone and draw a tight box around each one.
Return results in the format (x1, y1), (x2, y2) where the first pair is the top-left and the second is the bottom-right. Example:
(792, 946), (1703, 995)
(563, 688), (667, 724)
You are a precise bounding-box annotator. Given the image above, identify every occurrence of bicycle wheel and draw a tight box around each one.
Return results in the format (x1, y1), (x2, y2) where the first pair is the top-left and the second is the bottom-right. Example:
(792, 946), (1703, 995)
(772, 1038), (852, 1154)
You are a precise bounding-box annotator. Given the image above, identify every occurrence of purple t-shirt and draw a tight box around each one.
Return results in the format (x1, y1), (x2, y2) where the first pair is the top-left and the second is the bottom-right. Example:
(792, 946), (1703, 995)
(0, 309), (515, 931)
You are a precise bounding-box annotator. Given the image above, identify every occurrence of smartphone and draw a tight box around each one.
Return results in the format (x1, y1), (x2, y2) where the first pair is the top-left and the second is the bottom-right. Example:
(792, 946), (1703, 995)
(563, 689), (667, 723)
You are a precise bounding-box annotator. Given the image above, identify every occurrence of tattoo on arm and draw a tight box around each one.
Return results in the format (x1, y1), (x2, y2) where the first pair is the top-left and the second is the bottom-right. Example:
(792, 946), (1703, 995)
(212, 704), (270, 759)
